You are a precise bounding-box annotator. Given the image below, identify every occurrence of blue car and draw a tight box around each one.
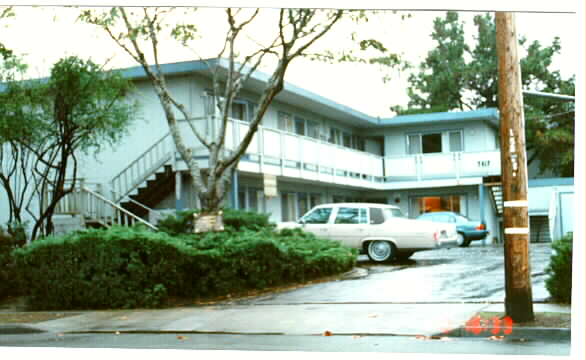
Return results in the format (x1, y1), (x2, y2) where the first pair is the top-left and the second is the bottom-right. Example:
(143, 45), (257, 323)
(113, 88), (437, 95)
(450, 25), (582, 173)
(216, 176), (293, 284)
(416, 211), (489, 247)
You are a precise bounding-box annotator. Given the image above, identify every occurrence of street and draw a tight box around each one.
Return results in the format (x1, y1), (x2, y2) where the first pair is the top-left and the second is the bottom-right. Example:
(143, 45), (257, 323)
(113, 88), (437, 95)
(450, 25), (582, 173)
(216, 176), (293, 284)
(0, 243), (571, 356)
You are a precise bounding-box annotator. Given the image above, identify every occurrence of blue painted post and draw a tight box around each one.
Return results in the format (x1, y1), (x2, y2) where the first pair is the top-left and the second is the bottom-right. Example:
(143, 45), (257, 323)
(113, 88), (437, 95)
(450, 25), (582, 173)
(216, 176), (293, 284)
(231, 170), (239, 209)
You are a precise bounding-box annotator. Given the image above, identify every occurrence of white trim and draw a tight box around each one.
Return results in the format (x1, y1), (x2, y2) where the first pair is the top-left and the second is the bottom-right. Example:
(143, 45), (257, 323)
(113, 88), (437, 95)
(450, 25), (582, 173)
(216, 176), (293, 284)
(504, 227), (530, 235)
(504, 200), (529, 207)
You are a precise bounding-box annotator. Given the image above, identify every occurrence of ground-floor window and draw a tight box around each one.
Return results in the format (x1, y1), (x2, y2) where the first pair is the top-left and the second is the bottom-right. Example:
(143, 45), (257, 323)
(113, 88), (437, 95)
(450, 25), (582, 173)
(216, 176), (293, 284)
(281, 191), (324, 221)
(409, 194), (467, 218)
(238, 187), (265, 213)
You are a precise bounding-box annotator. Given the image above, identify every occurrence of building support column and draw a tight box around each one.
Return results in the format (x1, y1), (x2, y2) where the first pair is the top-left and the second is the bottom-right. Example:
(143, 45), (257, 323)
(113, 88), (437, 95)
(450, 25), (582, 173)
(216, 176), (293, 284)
(231, 169), (239, 209)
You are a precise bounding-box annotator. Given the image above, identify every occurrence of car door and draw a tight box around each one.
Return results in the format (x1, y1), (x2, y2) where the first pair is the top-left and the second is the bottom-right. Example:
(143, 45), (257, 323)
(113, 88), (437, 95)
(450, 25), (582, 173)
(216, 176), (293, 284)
(299, 206), (333, 239)
(327, 206), (368, 248)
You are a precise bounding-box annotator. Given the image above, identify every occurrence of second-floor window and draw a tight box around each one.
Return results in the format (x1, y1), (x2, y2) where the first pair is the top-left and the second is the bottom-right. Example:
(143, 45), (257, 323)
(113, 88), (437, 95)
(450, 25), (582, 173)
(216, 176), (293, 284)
(407, 130), (463, 154)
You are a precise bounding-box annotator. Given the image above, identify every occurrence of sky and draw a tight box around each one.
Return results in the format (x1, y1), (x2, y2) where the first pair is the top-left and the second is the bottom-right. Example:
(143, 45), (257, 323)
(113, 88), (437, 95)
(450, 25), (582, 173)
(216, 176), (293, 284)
(0, 3), (579, 118)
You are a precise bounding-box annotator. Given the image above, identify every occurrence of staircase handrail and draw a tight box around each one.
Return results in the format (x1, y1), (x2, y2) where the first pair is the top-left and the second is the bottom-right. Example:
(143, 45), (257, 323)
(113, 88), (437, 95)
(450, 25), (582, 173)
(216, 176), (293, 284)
(110, 132), (174, 202)
(82, 186), (158, 231)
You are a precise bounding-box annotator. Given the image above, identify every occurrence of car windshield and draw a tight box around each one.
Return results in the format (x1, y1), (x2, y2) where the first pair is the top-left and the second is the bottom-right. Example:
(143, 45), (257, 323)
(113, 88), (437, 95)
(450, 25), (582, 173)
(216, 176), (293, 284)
(300, 207), (332, 224)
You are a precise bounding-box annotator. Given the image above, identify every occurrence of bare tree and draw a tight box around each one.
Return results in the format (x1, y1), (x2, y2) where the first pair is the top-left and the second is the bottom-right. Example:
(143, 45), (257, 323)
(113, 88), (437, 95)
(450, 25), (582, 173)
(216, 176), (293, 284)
(81, 7), (345, 227)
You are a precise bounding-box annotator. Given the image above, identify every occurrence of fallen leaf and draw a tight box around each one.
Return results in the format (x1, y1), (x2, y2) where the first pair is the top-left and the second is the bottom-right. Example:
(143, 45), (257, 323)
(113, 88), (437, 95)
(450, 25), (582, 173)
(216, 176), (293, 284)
(115, 331), (120, 335)
(352, 335), (362, 339)
(489, 336), (504, 341)
(57, 333), (64, 337)
(415, 335), (428, 340)
(177, 335), (188, 340)
(323, 330), (333, 336)
(118, 316), (128, 320)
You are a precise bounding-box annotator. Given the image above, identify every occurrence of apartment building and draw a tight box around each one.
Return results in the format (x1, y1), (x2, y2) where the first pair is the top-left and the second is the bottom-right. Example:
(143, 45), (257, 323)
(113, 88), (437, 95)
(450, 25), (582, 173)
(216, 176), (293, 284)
(1, 59), (573, 242)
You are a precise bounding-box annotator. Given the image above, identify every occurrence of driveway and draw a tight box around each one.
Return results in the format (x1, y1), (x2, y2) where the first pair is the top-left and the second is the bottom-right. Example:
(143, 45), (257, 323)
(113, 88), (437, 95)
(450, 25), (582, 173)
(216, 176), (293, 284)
(235, 243), (553, 305)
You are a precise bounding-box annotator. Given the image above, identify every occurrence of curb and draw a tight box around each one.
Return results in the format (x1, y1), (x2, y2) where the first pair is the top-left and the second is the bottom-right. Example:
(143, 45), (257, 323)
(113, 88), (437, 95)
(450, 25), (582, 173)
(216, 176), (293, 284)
(0, 324), (46, 335)
(438, 326), (570, 341)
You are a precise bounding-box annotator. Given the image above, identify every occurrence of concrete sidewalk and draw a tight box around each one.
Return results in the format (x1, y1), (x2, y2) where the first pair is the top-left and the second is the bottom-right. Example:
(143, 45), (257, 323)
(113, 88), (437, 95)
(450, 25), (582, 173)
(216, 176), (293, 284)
(11, 302), (569, 338)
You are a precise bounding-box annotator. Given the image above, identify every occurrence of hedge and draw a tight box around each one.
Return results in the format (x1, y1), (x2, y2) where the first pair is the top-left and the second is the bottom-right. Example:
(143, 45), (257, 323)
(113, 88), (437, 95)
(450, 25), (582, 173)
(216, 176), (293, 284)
(0, 222), (27, 300)
(14, 223), (356, 310)
(545, 233), (573, 304)
(157, 208), (274, 235)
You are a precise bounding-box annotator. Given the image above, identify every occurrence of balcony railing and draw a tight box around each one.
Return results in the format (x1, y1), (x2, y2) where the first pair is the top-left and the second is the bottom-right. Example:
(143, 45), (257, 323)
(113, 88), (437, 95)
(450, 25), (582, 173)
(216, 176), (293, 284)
(224, 118), (385, 187)
(384, 151), (501, 182)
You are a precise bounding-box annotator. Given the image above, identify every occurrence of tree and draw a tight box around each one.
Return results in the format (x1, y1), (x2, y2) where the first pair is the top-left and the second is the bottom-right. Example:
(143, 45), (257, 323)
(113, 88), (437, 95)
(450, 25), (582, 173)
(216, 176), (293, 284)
(0, 56), (136, 239)
(80, 7), (351, 226)
(393, 12), (575, 176)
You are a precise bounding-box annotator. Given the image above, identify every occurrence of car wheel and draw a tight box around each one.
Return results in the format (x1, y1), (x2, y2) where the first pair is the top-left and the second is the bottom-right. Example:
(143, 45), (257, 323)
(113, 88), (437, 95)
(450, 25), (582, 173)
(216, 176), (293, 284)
(457, 233), (471, 247)
(367, 240), (395, 262)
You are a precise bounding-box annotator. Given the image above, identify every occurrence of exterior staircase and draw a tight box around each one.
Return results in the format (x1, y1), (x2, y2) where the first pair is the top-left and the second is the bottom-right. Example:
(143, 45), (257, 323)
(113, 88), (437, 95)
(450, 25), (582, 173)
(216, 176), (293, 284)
(52, 132), (177, 231)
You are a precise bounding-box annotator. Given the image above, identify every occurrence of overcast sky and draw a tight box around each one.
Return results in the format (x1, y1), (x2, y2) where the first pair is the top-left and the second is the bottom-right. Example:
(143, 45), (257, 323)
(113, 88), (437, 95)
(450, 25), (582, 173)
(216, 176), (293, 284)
(0, 3), (579, 118)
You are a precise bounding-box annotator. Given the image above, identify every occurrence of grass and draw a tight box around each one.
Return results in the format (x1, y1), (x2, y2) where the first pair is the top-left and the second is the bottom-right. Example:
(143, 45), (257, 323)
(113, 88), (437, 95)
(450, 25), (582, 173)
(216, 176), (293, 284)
(476, 311), (571, 329)
(0, 312), (79, 324)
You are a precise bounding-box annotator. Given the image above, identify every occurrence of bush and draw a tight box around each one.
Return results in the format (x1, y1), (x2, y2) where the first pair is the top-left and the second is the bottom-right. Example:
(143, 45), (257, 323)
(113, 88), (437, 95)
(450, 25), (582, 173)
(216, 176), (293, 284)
(0, 222), (27, 299)
(14, 227), (194, 310)
(545, 233), (573, 303)
(157, 208), (274, 235)
(14, 224), (356, 310)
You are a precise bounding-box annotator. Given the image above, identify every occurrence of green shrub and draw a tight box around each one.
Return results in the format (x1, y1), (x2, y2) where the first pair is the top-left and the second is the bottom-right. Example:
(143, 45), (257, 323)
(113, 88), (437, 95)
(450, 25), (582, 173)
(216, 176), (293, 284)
(13, 226), (193, 310)
(14, 224), (356, 310)
(545, 233), (573, 303)
(157, 208), (274, 235)
(0, 222), (27, 299)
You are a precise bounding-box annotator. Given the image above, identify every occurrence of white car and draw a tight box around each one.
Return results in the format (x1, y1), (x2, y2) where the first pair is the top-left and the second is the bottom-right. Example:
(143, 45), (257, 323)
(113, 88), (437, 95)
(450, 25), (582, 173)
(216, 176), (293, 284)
(277, 203), (458, 262)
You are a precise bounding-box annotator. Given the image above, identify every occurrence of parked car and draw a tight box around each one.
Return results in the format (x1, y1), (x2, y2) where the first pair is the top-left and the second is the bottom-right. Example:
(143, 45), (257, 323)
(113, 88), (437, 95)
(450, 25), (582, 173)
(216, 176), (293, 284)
(416, 211), (489, 247)
(277, 203), (458, 262)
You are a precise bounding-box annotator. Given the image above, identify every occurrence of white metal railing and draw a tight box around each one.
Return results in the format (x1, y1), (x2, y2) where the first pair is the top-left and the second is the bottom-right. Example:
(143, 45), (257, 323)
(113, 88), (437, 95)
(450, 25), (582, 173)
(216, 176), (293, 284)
(224, 118), (385, 180)
(54, 183), (158, 230)
(384, 151), (501, 181)
(110, 132), (175, 202)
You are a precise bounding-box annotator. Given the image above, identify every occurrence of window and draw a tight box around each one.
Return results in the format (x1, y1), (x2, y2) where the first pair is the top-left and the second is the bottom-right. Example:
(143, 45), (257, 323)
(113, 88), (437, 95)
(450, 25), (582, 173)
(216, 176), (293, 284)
(334, 207), (367, 224)
(408, 134), (421, 154)
(231, 102), (247, 121)
(294, 117), (306, 136)
(353, 136), (366, 151)
(281, 193), (297, 221)
(408, 130), (463, 154)
(421, 133), (442, 153)
(238, 187), (264, 212)
(329, 127), (341, 145)
(309, 193), (322, 208)
(306, 120), (320, 139)
(369, 207), (386, 224)
(411, 195), (466, 218)
(343, 132), (352, 147)
(298, 193), (309, 218)
(449, 131), (463, 152)
(302, 207), (332, 224)
(278, 112), (295, 132)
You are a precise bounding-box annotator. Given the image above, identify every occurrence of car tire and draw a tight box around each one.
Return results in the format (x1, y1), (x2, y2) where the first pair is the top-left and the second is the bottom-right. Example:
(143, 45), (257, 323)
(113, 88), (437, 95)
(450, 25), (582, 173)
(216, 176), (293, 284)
(457, 233), (471, 247)
(367, 240), (395, 262)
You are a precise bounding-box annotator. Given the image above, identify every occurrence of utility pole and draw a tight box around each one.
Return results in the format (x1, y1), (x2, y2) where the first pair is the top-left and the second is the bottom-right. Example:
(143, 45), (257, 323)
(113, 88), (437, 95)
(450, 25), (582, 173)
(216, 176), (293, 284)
(496, 12), (534, 322)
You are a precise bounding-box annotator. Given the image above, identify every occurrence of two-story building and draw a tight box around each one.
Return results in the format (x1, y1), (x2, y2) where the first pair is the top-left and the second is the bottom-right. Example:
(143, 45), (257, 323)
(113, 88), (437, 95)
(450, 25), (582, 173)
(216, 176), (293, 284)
(1, 59), (574, 243)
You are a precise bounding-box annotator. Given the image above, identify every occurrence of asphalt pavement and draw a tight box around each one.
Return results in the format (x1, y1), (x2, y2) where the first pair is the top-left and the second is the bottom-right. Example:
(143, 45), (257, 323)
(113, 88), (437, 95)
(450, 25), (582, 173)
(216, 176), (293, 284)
(0, 243), (575, 356)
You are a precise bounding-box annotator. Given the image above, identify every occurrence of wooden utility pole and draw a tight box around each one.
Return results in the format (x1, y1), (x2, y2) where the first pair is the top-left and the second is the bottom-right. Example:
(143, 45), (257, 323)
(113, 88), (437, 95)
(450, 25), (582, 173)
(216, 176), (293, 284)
(495, 12), (534, 322)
